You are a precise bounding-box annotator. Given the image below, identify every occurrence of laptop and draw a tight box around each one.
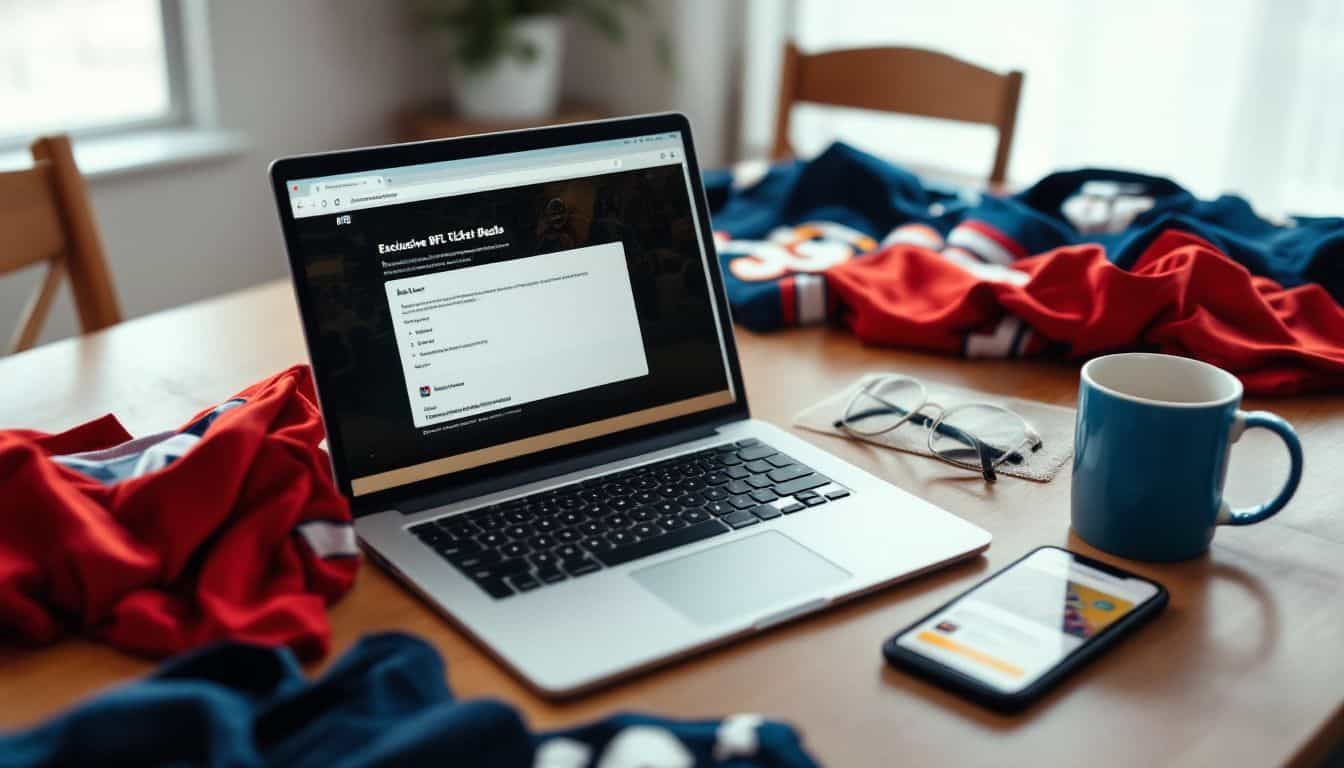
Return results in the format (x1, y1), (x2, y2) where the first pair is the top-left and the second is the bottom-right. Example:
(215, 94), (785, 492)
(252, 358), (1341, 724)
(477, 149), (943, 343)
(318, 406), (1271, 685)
(269, 113), (990, 696)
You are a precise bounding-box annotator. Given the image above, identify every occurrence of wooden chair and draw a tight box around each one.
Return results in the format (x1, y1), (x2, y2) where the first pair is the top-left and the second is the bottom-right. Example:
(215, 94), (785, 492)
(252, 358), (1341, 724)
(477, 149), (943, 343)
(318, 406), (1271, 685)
(0, 135), (121, 353)
(772, 42), (1024, 185)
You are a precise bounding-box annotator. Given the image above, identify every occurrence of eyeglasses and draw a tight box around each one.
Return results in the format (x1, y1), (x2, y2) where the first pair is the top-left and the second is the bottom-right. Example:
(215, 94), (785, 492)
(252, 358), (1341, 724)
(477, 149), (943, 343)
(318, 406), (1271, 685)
(833, 375), (1043, 483)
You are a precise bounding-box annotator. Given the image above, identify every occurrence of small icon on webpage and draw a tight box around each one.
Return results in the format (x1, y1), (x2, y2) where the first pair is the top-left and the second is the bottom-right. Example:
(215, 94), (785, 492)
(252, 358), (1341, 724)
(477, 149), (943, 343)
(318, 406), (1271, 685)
(419, 385), (432, 398)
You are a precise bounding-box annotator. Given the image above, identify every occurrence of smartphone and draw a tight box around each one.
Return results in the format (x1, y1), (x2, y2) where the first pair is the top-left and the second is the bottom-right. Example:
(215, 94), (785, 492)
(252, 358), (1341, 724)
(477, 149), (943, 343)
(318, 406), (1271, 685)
(883, 546), (1168, 712)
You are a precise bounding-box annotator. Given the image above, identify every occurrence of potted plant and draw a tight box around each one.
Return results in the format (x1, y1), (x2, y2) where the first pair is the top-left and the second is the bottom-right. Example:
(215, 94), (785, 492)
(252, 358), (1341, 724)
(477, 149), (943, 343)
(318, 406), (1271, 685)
(410, 0), (667, 120)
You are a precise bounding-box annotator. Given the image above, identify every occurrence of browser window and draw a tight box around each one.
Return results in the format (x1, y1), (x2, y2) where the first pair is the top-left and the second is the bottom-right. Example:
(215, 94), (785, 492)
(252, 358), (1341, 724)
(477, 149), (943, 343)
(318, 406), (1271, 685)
(285, 132), (734, 496)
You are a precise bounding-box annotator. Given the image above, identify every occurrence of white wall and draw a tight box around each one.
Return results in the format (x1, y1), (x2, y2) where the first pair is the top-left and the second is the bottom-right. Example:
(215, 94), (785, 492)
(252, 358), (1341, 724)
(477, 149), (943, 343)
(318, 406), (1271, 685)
(3, 0), (433, 346)
(561, 0), (743, 167)
(3, 0), (739, 348)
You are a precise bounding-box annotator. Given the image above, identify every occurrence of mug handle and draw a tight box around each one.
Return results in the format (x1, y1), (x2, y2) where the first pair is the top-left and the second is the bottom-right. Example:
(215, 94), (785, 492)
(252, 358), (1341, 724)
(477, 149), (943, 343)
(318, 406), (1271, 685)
(1217, 410), (1303, 526)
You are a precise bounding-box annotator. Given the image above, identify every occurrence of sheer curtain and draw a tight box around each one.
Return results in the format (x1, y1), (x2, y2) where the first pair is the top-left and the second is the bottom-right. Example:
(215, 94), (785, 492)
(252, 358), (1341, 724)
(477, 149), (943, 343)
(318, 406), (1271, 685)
(739, 0), (1344, 216)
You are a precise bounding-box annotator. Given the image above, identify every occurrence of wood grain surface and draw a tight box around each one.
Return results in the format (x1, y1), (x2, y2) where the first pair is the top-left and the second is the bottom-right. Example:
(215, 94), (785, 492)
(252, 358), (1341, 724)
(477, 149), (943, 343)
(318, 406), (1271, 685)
(1, 280), (1341, 766)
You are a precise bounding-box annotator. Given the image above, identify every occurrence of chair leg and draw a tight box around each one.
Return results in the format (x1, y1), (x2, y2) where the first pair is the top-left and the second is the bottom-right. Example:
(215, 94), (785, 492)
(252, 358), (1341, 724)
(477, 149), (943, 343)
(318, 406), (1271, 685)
(10, 257), (65, 354)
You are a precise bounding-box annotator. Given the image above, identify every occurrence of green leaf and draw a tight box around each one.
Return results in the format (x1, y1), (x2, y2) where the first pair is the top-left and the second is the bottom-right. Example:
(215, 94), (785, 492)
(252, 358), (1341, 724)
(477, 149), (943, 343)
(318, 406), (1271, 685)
(406, 0), (671, 74)
(510, 38), (541, 64)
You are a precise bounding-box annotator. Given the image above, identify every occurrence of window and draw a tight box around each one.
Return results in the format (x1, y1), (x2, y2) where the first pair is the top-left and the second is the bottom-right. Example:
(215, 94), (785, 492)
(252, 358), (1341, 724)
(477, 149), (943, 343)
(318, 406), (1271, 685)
(742, 0), (1344, 215)
(0, 0), (182, 145)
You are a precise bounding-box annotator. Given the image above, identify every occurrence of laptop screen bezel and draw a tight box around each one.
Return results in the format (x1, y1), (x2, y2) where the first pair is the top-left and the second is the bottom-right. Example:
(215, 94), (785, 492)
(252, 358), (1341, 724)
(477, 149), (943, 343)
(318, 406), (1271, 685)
(269, 113), (750, 514)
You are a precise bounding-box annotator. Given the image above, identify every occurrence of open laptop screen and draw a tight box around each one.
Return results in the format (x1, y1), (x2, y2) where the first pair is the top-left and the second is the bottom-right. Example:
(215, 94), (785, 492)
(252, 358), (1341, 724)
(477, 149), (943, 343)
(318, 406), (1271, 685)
(283, 130), (735, 496)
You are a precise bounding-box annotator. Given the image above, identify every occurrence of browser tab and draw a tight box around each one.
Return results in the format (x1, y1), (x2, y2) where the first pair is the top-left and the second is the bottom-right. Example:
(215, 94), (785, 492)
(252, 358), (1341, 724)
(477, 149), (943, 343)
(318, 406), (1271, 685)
(311, 176), (384, 194)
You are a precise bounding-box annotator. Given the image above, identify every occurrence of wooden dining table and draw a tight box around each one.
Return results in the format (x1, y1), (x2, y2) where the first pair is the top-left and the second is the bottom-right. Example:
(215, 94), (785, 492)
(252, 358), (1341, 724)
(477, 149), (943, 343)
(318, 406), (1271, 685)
(1, 278), (1341, 766)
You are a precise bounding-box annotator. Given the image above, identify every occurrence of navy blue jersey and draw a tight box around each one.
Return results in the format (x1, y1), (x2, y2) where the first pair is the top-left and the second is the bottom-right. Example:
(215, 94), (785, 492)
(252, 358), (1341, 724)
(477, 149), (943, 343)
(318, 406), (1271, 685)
(0, 633), (820, 768)
(706, 144), (1344, 331)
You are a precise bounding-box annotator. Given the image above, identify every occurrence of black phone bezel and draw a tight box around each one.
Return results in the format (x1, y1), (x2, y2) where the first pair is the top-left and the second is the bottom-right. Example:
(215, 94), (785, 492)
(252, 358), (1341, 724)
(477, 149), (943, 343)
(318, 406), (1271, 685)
(882, 545), (1169, 713)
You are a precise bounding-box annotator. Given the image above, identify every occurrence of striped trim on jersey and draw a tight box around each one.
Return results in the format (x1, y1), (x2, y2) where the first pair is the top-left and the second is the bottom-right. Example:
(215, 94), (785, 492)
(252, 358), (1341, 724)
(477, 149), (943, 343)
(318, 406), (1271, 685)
(296, 520), (360, 559)
(963, 315), (1038, 359)
(947, 219), (1029, 265)
(778, 273), (830, 326)
(881, 222), (945, 250)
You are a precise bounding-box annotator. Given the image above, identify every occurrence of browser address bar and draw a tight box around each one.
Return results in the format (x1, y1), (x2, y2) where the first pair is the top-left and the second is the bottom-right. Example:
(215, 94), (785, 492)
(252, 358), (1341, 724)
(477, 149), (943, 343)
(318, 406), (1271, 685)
(354, 157), (627, 211)
(393, 157), (627, 200)
(293, 151), (677, 217)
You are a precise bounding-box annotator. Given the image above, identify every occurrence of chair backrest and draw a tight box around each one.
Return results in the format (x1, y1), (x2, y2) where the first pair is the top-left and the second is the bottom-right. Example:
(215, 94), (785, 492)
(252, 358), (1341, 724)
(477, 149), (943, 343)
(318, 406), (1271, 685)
(771, 42), (1024, 185)
(0, 135), (121, 353)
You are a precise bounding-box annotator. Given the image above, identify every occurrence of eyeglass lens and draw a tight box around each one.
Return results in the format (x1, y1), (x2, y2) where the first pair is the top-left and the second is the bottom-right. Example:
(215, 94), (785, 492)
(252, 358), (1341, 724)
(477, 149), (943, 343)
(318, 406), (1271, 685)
(929, 404), (1029, 468)
(841, 378), (925, 435)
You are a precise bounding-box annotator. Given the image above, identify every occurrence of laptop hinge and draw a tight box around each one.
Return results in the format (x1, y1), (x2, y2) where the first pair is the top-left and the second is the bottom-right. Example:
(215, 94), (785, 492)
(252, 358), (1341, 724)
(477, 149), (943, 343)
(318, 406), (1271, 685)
(392, 420), (733, 515)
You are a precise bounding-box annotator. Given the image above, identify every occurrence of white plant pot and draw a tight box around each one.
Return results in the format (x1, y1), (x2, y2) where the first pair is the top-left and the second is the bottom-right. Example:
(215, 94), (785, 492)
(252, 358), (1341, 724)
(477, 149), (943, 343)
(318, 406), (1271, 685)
(453, 15), (564, 120)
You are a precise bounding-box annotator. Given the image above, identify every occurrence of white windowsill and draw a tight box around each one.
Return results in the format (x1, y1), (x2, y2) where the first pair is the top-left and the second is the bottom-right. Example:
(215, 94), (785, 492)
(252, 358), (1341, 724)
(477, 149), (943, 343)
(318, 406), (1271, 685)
(0, 128), (249, 182)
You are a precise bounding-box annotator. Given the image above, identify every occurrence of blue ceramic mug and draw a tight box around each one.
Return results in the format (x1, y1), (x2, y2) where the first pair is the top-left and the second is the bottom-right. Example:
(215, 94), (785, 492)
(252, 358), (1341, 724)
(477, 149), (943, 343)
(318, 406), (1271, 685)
(1071, 353), (1303, 561)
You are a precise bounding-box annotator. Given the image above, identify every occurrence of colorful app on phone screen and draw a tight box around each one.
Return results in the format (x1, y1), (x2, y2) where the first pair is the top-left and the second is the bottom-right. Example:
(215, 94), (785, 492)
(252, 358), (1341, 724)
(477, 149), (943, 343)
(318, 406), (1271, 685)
(896, 548), (1158, 693)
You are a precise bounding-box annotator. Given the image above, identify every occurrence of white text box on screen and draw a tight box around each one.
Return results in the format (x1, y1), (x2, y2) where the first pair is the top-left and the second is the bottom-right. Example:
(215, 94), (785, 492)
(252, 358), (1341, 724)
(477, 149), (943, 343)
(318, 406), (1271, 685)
(384, 241), (649, 429)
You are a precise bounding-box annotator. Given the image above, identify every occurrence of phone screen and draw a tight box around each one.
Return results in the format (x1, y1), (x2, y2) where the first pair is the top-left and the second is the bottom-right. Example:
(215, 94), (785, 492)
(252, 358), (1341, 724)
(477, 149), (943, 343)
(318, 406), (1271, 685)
(895, 548), (1161, 693)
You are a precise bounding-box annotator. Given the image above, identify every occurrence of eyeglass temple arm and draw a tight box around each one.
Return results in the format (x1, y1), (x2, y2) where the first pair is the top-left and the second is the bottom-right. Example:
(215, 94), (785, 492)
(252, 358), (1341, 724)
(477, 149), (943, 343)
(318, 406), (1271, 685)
(974, 437), (997, 483)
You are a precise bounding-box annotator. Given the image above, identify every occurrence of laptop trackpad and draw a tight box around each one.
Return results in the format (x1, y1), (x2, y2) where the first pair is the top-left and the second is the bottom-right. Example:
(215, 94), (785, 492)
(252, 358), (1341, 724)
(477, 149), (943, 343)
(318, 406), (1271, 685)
(631, 531), (851, 626)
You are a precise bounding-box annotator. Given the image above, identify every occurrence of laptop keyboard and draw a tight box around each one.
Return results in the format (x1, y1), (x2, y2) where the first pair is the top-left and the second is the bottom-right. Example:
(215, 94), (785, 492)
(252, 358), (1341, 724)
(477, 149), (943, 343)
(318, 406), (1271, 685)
(407, 438), (852, 599)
